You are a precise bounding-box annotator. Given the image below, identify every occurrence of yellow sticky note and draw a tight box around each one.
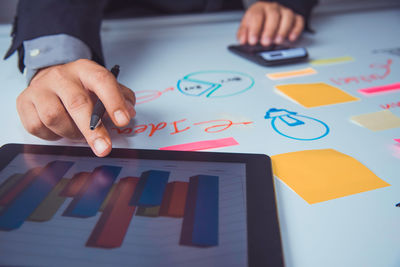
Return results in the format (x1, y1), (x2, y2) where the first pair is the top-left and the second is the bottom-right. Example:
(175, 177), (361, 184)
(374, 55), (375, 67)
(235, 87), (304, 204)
(266, 67), (317, 80)
(350, 110), (400, 131)
(275, 82), (359, 108)
(271, 149), (390, 204)
(310, 56), (354, 66)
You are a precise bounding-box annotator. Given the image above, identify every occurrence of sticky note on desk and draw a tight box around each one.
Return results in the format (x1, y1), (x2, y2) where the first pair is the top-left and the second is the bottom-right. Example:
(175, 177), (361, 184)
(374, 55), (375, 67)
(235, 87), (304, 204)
(266, 67), (317, 80)
(310, 56), (354, 66)
(271, 149), (390, 204)
(275, 82), (359, 108)
(350, 110), (400, 131)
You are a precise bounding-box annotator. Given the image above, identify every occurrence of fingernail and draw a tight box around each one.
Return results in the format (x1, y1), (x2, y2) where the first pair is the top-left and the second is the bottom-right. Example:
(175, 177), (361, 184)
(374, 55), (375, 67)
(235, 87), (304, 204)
(262, 37), (271, 46)
(125, 100), (136, 118)
(249, 35), (258, 45)
(275, 36), (283, 44)
(289, 33), (297, 41)
(94, 138), (109, 155)
(114, 109), (130, 125)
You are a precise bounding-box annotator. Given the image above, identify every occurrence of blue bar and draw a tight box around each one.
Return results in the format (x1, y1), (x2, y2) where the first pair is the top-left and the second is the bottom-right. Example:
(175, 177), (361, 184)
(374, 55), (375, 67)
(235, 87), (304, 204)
(179, 177), (198, 245)
(63, 166), (121, 218)
(180, 175), (219, 247)
(192, 175), (219, 246)
(130, 170), (170, 206)
(0, 161), (74, 231)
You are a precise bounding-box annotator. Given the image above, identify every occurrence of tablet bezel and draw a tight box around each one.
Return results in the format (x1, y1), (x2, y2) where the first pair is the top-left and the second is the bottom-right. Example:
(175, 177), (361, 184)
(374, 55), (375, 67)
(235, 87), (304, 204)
(0, 143), (283, 267)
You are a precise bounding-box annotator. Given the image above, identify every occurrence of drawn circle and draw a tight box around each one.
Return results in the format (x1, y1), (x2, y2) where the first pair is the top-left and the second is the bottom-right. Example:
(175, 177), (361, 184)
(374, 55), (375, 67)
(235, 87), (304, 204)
(271, 115), (330, 141)
(177, 70), (255, 98)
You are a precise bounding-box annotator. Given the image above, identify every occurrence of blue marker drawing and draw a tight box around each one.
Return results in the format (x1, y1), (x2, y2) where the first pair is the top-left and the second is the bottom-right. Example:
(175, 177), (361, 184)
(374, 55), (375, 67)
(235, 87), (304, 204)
(177, 70), (254, 98)
(264, 108), (329, 141)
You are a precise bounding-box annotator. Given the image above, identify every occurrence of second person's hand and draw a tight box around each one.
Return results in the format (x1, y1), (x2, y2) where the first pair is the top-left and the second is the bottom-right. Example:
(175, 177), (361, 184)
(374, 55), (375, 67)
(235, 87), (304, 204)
(237, 2), (305, 46)
(16, 59), (136, 157)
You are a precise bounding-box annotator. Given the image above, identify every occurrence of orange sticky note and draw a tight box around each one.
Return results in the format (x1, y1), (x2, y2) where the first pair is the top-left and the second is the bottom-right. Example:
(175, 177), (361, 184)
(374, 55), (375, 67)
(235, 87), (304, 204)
(275, 82), (359, 108)
(266, 67), (317, 80)
(271, 149), (390, 204)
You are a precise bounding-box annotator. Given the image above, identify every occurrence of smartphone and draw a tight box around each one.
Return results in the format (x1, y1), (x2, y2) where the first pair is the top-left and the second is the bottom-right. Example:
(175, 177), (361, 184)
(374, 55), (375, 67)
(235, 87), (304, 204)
(228, 44), (308, 66)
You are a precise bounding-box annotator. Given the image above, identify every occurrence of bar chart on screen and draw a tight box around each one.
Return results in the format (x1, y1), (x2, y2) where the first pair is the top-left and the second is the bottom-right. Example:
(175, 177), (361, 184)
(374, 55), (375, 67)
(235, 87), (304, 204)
(0, 153), (247, 266)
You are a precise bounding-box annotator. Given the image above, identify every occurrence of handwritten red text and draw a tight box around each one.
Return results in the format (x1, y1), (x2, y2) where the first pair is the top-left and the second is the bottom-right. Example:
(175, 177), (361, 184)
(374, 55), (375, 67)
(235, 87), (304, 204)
(380, 101), (400, 110)
(112, 118), (253, 137)
(330, 59), (392, 85)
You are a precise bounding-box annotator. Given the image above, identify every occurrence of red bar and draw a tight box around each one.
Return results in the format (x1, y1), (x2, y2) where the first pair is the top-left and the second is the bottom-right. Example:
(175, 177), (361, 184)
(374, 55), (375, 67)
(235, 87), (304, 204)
(395, 139), (400, 143)
(358, 82), (400, 95)
(86, 177), (139, 248)
(0, 167), (42, 205)
(59, 172), (91, 197)
(159, 182), (188, 217)
(159, 137), (239, 151)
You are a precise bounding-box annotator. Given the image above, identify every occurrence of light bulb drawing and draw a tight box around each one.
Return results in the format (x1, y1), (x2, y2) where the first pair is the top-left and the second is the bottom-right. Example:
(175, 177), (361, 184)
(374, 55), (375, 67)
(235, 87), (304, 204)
(264, 108), (329, 141)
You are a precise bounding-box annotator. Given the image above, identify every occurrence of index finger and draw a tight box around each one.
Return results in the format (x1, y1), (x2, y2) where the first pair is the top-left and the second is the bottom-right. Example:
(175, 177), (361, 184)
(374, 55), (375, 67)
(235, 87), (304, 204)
(289, 15), (305, 42)
(70, 59), (133, 127)
(54, 78), (112, 157)
(275, 8), (295, 44)
(260, 6), (281, 46)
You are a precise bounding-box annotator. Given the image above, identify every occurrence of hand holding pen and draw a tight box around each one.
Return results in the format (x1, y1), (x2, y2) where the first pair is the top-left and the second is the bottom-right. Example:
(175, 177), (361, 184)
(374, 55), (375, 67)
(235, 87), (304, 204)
(87, 64), (136, 155)
(16, 60), (136, 157)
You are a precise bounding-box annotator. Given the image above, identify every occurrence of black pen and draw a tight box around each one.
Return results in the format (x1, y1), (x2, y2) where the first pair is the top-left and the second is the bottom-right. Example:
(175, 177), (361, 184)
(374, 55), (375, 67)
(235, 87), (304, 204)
(90, 65), (120, 130)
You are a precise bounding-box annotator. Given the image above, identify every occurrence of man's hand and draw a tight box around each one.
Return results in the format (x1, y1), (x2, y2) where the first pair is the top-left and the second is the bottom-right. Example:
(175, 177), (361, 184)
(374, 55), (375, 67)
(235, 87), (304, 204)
(16, 59), (136, 157)
(237, 2), (305, 46)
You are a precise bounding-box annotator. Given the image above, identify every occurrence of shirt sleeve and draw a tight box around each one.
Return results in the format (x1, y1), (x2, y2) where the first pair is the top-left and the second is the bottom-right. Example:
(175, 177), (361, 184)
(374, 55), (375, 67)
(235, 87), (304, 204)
(23, 34), (92, 84)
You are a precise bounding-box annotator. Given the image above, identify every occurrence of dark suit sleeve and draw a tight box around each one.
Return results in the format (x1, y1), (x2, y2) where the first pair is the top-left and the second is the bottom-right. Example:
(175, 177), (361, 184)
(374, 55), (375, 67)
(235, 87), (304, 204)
(4, 0), (107, 72)
(277, 0), (317, 21)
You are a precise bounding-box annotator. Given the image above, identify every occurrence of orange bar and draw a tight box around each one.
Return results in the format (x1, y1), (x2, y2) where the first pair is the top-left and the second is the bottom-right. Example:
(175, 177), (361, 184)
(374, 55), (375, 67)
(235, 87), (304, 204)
(266, 67), (317, 80)
(99, 184), (117, 212)
(0, 167), (42, 205)
(28, 178), (69, 222)
(0, 173), (24, 200)
(135, 206), (161, 217)
(159, 182), (188, 217)
(59, 172), (91, 197)
(86, 177), (139, 248)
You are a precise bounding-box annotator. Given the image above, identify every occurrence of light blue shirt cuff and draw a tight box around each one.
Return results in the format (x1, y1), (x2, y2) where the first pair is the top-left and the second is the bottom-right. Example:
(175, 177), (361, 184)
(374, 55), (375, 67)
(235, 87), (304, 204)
(23, 33), (92, 83)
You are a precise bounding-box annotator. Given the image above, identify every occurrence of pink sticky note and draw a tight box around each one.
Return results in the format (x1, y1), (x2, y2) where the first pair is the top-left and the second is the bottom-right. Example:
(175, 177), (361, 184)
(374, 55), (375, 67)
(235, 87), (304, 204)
(160, 137), (239, 151)
(395, 139), (400, 143)
(358, 82), (400, 95)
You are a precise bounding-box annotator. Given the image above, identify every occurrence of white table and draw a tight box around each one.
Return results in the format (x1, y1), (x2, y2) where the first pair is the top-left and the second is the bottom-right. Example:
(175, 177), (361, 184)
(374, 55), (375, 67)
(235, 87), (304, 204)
(0, 3), (399, 266)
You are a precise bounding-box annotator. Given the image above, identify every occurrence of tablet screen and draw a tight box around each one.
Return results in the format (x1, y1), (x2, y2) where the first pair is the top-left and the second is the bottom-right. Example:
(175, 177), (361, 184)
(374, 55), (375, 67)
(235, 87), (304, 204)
(0, 151), (249, 266)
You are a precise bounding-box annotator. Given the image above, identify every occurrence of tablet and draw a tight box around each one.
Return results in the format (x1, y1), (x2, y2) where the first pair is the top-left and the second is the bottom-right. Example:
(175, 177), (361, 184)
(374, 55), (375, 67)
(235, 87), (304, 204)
(0, 143), (283, 267)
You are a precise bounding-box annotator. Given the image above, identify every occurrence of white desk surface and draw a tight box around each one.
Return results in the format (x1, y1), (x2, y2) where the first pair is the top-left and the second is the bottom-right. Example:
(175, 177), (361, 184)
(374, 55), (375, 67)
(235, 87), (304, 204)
(0, 4), (400, 267)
